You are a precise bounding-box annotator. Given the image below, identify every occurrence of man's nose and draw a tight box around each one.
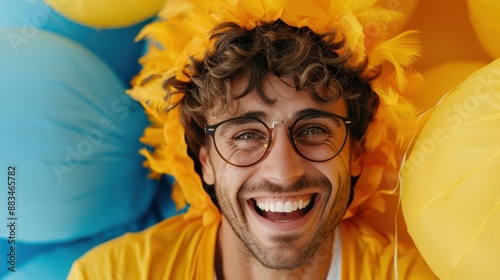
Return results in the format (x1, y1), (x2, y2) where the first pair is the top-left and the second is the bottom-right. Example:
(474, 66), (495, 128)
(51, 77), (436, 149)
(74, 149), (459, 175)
(259, 125), (305, 185)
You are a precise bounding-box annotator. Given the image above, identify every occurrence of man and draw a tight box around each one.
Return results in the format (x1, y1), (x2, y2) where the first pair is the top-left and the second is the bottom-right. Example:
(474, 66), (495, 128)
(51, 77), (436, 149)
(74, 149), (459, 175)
(69, 0), (437, 279)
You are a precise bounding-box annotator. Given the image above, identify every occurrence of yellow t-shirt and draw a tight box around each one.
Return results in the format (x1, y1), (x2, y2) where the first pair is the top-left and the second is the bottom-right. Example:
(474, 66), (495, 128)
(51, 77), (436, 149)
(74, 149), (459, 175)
(67, 215), (436, 279)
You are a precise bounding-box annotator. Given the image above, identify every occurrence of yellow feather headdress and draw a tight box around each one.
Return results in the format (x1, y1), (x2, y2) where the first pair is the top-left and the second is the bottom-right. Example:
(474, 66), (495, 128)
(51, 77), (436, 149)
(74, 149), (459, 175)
(127, 0), (422, 226)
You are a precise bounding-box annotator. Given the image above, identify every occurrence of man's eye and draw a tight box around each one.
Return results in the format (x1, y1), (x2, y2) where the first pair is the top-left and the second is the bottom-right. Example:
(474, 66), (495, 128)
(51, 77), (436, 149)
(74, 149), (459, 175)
(299, 126), (327, 136)
(234, 132), (265, 140)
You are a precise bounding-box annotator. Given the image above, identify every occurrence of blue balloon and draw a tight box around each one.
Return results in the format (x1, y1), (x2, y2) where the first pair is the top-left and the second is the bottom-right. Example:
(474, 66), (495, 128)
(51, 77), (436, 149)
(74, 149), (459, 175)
(0, 0), (151, 84)
(0, 176), (175, 279)
(0, 0), (44, 27)
(0, 28), (159, 243)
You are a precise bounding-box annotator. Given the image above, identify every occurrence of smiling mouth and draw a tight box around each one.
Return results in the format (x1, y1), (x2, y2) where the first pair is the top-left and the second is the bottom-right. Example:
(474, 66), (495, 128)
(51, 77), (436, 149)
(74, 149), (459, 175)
(251, 194), (316, 222)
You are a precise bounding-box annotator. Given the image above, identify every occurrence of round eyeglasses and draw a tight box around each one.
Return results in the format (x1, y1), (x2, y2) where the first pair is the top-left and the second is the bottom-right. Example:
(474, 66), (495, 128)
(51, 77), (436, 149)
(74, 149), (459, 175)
(204, 112), (355, 167)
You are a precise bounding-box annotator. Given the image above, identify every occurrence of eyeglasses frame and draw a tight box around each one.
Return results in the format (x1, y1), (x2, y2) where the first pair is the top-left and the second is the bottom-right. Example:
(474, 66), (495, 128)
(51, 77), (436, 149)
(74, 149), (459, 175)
(204, 112), (355, 167)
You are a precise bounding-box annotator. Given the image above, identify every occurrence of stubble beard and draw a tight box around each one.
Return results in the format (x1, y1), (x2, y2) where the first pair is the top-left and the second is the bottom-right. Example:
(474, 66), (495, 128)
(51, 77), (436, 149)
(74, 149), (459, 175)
(215, 173), (352, 271)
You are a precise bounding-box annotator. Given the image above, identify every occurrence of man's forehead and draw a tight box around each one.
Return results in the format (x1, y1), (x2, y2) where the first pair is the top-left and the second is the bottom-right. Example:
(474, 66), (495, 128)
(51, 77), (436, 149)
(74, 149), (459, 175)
(203, 75), (346, 121)
(205, 91), (347, 123)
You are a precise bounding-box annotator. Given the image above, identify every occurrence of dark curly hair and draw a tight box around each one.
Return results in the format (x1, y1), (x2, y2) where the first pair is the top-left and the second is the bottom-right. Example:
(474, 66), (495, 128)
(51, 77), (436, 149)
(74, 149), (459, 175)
(164, 20), (379, 162)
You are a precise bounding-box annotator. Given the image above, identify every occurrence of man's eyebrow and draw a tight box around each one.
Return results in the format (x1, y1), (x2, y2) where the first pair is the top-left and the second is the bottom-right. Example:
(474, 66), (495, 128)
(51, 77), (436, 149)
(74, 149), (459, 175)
(294, 108), (336, 119)
(237, 111), (267, 120)
(237, 108), (336, 122)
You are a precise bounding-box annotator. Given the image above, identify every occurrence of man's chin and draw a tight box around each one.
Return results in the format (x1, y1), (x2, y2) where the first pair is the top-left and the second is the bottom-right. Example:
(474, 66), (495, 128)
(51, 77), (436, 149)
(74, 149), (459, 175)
(250, 244), (316, 270)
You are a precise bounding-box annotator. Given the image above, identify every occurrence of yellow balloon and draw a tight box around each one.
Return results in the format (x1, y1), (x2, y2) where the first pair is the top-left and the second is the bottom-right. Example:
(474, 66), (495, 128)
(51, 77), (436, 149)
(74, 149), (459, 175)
(413, 60), (487, 111)
(45, 0), (167, 28)
(405, 0), (491, 71)
(402, 59), (500, 279)
(468, 0), (500, 59)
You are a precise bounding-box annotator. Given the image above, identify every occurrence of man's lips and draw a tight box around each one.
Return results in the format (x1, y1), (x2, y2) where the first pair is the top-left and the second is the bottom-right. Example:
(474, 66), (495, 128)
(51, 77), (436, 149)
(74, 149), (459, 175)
(250, 194), (317, 222)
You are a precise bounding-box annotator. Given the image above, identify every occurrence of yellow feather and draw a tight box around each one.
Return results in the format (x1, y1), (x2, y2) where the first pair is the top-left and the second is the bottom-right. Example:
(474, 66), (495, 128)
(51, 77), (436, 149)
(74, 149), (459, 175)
(338, 10), (366, 65)
(368, 30), (421, 90)
(356, 6), (405, 28)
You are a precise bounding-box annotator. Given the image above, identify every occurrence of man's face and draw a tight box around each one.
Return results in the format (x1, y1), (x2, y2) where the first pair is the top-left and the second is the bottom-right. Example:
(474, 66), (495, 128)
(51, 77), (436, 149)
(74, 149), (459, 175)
(199, 76), (361, 270)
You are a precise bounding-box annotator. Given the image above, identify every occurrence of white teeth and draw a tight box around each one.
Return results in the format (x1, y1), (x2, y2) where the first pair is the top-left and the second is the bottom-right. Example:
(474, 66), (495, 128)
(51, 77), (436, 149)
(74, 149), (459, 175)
(284, 201), (292, 213)
(275, 201), (284, 212)
(255, 197), (312, 213)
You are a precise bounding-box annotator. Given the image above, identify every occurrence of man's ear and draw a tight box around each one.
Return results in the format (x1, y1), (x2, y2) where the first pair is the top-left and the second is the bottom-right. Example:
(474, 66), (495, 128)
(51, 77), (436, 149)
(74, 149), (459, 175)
(350, 141), (363, 177)
(199, 145), (215, 185)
